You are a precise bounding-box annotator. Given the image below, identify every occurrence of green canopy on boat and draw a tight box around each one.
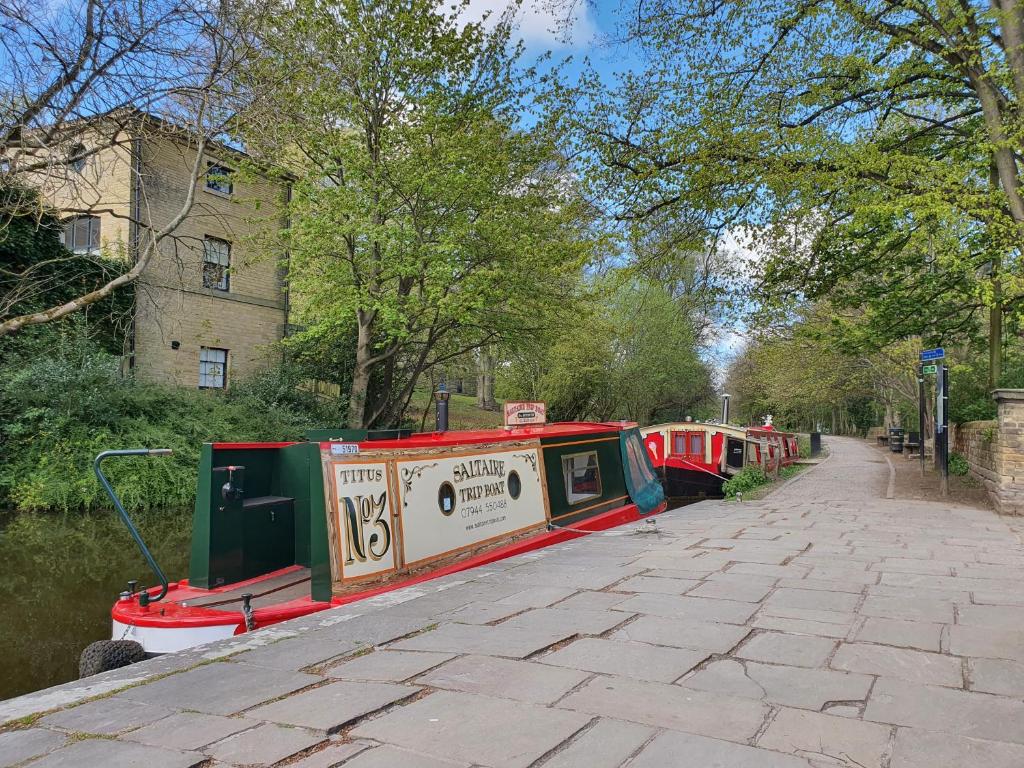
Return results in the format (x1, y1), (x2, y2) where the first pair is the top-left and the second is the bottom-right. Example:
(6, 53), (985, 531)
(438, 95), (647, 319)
(619, 427), (665, 515)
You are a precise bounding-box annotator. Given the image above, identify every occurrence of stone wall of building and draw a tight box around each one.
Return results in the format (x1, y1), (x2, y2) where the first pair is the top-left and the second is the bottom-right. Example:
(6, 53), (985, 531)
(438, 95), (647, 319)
(131, 134), (289, 388)
(953, 389), (1024, 515)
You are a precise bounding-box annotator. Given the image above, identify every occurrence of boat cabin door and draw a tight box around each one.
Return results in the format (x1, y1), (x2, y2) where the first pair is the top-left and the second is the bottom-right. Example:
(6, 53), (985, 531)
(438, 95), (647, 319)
(725, 437), (745, 471)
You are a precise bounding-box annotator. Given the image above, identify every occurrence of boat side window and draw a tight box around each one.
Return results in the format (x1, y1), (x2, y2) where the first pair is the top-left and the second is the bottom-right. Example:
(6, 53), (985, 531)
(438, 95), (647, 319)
(563, 451), (602, 505)
(688, 432), (704, 457)
(672, 432), (686, 455)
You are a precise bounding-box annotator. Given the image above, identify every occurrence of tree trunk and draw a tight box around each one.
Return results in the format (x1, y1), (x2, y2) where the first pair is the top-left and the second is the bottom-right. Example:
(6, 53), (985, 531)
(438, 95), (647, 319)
(990, 275), (1003, 391)
(348, 314), (373, 429)
(476, 349), (497, 410)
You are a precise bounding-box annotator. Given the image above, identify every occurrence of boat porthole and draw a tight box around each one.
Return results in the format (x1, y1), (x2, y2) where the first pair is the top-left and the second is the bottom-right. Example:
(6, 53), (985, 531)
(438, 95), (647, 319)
(508, 470), (522, 500)
(438, 481), (456, 516)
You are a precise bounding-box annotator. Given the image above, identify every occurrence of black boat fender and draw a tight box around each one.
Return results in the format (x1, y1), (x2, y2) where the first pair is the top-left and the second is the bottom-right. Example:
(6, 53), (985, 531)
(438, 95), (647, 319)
(78, 640), (145, 678)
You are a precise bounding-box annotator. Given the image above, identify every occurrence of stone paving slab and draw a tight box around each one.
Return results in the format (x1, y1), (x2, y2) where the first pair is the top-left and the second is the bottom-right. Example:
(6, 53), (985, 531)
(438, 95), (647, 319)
(115, 660), (320, 715)
(203, 722), (323, 764)
(10, 437), (1024, 767)
(864, 677), (1024, 744)
(627, 728), (809, 767)
(496, 607), (632, 635)
(968, 657), (1024, 695)
(0, 728), (66, 766)
(831, 642), (964, 687)
(757, 707), (892, 766)
(325, 649), (455, 681)
(288, 739), (375, 768)
(121, 712), (255, 751)
(26, 738), (204, 768)
(247, 680), (420, 733)
(539, 718), (654, 768)
(610, 614), (751, 652)
(341, 744), (471, 767)
(734, 631), (837, 668)
(415, 654), (588, 704)
(387, 621), (574, 658)
(351, 690), (590, 768)
(557, 675), (770, 742)
(889, 728), (1024, 768)
(540, 637), (709, 683)
(679, 658), (873, 710)
(612, 592), (759, 623)
(40, 696), (177, 735)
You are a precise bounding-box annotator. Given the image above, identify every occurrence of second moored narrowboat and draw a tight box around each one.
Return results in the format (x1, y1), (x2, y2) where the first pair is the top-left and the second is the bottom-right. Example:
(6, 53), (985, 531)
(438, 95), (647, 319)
(641, 419), (800, 500)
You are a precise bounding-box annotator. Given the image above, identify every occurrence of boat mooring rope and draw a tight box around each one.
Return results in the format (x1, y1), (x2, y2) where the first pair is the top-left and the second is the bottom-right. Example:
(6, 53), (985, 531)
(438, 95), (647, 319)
(546, 518), (663, 537)
(672, 456), (729, 481)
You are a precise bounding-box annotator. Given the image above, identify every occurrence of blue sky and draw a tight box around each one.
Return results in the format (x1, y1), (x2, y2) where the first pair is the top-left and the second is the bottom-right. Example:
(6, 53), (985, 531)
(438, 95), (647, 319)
(463, 1), (749, 380)
(463, 0), (642, 84)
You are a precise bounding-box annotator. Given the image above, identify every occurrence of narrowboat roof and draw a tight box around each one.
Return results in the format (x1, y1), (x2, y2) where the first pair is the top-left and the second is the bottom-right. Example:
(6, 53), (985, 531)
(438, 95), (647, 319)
(640, 421), (748, 438)
(212, 421), (637, 452)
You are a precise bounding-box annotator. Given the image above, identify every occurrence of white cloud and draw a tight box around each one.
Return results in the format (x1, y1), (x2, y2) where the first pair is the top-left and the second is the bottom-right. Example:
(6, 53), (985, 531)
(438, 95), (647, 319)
(460, 0), (598, 50)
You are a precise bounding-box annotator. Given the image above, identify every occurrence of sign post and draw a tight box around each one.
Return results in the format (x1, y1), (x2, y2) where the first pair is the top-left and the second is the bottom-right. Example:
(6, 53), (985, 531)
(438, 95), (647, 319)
(921, 348), (947, 492)
(918, 364), (926, 477)
(938, 364), (949, 497)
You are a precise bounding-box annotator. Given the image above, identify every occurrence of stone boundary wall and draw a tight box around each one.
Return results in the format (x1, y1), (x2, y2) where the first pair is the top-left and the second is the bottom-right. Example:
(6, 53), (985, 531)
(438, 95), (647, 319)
(952, 419), (999, 494)
(952, 389), (1024, 515)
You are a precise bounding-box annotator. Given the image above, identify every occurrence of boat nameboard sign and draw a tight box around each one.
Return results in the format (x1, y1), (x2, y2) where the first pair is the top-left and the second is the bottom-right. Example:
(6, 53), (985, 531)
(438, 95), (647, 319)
(323, 441), (549, 586)
(330, 461), (396, 580)
(504, 401), (546, 427)
(396, 446), (547, 567)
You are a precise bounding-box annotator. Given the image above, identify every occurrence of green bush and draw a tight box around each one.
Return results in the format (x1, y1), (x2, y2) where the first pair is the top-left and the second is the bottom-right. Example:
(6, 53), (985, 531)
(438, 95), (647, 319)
(722, 466), (769, 499)
(797, 435), (811, 458)
(0, 328), (333, 512)
(780, 464), (804, 480)
(949, 452), (970, 477)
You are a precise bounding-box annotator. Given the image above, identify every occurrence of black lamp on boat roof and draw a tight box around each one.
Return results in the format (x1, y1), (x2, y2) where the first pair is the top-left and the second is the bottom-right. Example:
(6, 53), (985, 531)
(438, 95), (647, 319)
(435, 380), (450, 433)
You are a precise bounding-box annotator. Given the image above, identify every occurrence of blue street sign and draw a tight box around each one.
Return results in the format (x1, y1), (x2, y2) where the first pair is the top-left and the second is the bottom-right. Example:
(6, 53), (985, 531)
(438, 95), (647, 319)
(921, 348), (945, 361)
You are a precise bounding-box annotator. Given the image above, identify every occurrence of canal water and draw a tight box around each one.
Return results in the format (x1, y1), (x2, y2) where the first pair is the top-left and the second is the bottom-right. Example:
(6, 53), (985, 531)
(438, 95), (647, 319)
(0, 507), (192, 701)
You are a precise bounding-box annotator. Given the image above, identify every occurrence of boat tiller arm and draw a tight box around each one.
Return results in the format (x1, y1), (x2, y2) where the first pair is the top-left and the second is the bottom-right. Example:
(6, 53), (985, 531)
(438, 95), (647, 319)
(94, 449), (174, 605)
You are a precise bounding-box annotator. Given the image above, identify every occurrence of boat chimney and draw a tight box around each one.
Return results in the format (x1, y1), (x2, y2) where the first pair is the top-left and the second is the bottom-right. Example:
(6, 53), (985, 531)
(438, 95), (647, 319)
(721, 393), (731, 424)
(435, 381), (450, 433)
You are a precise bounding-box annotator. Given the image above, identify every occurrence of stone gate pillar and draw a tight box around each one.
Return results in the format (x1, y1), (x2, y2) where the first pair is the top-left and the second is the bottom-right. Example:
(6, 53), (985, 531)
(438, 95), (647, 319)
(991, 389), (1024, 515)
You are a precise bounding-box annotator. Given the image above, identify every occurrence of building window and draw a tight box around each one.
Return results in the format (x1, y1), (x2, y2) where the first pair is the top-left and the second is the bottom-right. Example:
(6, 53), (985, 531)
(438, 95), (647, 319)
(68, 143), (87, 172)
(202, 236), (231, 291)
(63, 215), (100, 255)
(199, 347), (228, 389)
(205, 163), (233, 195)
(563, 451), (602, 505)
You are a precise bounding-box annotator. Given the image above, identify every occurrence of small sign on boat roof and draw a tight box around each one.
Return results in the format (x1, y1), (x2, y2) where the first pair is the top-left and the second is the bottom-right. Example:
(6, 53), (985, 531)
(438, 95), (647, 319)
(330, 443), (360, 455)
(920, 348), (945, 361)
(504, 401), (546, 428)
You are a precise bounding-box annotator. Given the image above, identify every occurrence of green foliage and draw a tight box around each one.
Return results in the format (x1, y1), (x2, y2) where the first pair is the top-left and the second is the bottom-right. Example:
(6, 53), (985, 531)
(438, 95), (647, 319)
(779, 464), (804, 480)
(949, 453), (970, 477)
(797, 435), (811, 459)
(239, 0), (591, 428)
(722, 467), (768, 499)
(498, 275), (713, 424)
(0, 185), (130, 351)
(0, 328), (329, 512)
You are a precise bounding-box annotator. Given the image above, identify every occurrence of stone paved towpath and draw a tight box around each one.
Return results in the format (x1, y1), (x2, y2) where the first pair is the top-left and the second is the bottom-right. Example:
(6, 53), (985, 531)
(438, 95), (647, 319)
(4, 437), (1024, 767)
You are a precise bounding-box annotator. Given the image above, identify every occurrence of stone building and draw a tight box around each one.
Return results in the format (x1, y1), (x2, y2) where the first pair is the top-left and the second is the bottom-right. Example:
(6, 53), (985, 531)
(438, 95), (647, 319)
(43, 119), (290, 389)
